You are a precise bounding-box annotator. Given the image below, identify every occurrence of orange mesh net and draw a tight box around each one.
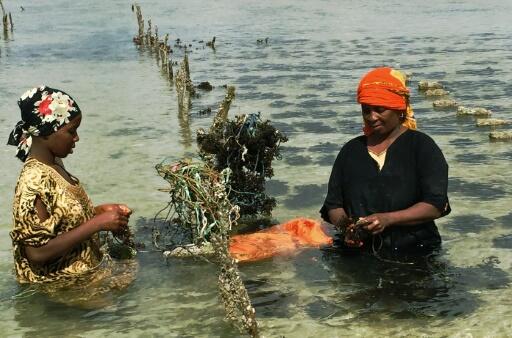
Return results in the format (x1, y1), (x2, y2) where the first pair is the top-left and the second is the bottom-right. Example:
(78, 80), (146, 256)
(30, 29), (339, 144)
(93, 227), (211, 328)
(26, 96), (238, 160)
(229, 218), (333, 262)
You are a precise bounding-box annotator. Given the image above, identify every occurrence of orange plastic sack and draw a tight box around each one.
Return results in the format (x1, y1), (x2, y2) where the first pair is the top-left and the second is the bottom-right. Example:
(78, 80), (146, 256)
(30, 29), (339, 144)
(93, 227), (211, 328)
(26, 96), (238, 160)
(229, 218), (333, 262)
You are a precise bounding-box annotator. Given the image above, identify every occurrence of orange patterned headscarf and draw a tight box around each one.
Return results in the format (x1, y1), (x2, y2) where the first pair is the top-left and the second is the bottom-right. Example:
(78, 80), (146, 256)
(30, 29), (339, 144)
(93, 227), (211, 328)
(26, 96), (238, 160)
(357, 67), (417, 135)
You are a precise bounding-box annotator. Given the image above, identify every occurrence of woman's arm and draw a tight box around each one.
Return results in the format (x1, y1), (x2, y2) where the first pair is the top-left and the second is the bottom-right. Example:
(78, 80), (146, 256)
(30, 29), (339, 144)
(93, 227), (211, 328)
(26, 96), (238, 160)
(327, 208), (349, 227)
(24, 197), (129, 265)
(363, 202), (441, 235)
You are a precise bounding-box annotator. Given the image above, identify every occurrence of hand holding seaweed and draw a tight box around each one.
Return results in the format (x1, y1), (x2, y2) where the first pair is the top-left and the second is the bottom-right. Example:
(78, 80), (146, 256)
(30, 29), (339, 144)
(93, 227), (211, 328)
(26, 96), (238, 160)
(337, 217), (372, 247)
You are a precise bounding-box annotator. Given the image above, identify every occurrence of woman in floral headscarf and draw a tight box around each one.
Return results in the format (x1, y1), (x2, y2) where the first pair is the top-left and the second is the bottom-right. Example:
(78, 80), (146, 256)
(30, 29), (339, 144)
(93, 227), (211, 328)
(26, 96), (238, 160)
(320, 67), (450, 258)
(7, 86), (136, 304)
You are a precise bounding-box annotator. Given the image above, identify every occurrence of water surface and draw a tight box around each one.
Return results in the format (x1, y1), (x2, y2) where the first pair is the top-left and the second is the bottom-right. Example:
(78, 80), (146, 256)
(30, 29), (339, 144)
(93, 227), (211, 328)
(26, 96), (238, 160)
(1, 0), (512, 336)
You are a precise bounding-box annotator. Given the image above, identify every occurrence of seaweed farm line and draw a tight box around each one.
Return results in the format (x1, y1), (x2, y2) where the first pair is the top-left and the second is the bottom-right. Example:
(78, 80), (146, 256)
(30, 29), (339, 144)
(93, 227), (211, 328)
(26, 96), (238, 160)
(1, 0), (512, 336)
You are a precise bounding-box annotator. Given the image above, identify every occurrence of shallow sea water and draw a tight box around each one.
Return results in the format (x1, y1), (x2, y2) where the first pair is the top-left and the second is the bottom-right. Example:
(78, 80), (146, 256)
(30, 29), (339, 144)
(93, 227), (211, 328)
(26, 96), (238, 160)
(1, 0), (512, 336)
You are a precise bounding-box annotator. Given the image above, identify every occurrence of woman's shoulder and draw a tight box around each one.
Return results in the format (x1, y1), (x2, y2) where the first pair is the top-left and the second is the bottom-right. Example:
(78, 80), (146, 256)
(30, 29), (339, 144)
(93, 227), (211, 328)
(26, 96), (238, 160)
(342, 135), (366, 151)
(398, 129), (440, 149)
(403, 129), (436, 142)
(17, 158), (56, 189)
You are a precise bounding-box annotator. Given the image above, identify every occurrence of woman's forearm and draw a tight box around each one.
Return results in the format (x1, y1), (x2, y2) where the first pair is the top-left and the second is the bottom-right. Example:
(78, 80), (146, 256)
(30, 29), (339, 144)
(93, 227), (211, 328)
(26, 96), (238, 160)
(364, 202), (442, 234)
(327, 208), (349, 226)
(387, 202), (441, 226)
(24, 218), (101, 265)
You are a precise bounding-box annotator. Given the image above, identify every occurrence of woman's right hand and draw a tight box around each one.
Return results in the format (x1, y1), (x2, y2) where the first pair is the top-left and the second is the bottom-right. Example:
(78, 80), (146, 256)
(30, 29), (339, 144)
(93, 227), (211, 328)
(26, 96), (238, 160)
(93, 210), (129, 232)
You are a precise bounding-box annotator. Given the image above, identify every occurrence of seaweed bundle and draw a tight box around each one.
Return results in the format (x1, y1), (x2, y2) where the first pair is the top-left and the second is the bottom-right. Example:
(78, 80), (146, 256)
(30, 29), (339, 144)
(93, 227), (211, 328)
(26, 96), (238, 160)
(197, 88), (288, 216)
(155, 160), (259, 337)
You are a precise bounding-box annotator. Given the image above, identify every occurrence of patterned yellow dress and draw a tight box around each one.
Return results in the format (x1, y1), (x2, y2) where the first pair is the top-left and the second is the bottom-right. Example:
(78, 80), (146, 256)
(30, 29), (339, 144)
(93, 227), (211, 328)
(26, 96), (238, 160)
(10, 158), (103, 284)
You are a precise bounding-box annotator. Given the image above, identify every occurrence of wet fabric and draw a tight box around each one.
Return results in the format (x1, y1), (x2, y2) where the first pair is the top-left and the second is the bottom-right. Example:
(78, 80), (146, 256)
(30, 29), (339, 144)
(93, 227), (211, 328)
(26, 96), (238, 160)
(229, 218), (333, 262)
(7, 86), (81, 162)
(357, 67), (417, 133)
(320, 129), (450, 254)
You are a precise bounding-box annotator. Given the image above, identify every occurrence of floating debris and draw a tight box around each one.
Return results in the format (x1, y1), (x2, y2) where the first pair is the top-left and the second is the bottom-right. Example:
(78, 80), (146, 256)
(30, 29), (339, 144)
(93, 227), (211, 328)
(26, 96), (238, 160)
(423, 88), (450, 97)
(476, 118), (511, 127)
(206, 36), (216, 49)
(198, 107), (212, 115)
(197, 87), (288, 217)
(418, 80), (443, 91)
(433, 99), (458, 109)
(197, 81), (213, 91)
(256, 38), (269, 45)
(489, 131), (512, 141)
(457, 106), (492, 117)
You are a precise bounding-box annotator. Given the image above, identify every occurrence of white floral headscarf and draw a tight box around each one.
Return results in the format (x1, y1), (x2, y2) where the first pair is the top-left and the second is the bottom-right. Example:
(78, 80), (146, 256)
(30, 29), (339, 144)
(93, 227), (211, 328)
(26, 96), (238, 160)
(7, 86), (81, 161)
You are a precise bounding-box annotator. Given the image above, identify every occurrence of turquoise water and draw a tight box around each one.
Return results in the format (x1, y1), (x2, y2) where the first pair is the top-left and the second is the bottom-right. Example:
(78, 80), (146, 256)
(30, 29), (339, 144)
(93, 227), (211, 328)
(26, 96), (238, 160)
(1, 0), (512, 336)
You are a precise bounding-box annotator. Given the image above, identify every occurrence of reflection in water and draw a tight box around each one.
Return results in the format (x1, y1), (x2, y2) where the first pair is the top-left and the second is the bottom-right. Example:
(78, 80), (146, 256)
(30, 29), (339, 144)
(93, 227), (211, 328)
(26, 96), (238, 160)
(177, 103), (193, 147)
(497, 212), (512, 227)
(449, 177), (507, 200)
(444, 214), (494, 233)
(312, 250), (509, 322)
(284, 184), (327, 209)
(246, 278), (298, 318)
(1, 0), (512, 335)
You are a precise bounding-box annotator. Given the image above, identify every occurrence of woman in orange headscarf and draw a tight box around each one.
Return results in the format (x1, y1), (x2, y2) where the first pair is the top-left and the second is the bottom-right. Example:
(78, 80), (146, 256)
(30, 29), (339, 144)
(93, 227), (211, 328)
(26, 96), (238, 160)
(320, 67), (450, 257)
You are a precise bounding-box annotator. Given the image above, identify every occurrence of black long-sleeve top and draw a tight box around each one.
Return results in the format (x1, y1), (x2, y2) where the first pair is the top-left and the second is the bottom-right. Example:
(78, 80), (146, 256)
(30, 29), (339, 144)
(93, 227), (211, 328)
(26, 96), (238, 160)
(320, 129), (450, 254)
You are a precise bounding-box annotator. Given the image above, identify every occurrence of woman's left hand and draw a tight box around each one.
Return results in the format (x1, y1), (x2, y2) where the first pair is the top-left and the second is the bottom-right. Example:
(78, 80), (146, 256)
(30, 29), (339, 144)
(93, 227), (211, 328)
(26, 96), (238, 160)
(362, 213), (394, 235)
(95, 204), (132, 217)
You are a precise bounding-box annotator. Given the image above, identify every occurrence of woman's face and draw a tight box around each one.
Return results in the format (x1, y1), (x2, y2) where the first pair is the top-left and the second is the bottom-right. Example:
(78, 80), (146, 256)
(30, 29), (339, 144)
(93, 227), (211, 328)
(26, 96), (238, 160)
(361, 104), (403, 135)
(46, 114), (81, 158)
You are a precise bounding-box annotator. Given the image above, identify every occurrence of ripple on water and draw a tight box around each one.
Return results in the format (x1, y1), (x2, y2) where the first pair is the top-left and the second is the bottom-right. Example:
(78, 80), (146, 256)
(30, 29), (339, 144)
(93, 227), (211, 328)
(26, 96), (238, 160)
(269, 100), (293, 108)
(283, 184), (327, 209)
(271, 110), (307, 119)
(271, 121), (298, 134)
(454, 152), (489, 164)
(456, 67), (501, 76)
(449, 137), (480, 148)
(326, 91), (348, 99)
(304, 297), (344, 320)
(449, 177), (507, 200)
(296, 99), (340, 109)
(493, 234), (512, 249)
(492, 150), (512, 161)
(283, 154), (313, 166)
(315, 154), (337, 166)
(304, 82), (334, 91)
(265, 179), (289, 197)
(237, 91), (287, 101)
(245, 281), (298, 318)
(294, 121), (337, 134)
(443, 214), (494, 233)
(412, 70), (447, 79)
(496, 212), (512, 227)
(308, 110), (338, 119)
(309, 142), (341, 153)
(296, 93), (319, 99)
(335, 119), (362, 135)
(281, 146), (307, 155)
(105, 127), (148, 137)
